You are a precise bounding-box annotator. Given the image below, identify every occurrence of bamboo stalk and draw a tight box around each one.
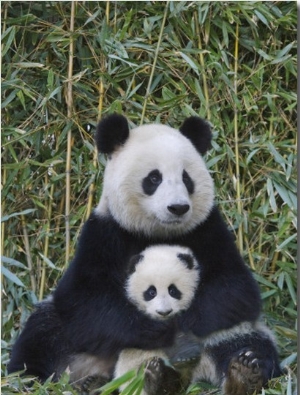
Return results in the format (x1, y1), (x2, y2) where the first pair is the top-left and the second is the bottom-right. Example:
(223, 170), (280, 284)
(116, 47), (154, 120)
(233, 20), (243, 253)
(85, 1), (110, 219)
(140, 1), (170, 124)
(65, 1), (76, 266)
(21, 215), (36, 293)
(194, 10), (211, 120)
(39, 181), (55, 300)
(105, 1), (110, 24)
(86, 78), (104, 220)
(1, 2), (8, 273)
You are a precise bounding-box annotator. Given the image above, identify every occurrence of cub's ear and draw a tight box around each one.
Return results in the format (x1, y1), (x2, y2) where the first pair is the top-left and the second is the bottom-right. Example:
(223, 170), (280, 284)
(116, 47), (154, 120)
(95, 114), (129, 154)
(127, 254), (144, 275)
(179, 116), (212, 155)
(177, 253), (197, 270)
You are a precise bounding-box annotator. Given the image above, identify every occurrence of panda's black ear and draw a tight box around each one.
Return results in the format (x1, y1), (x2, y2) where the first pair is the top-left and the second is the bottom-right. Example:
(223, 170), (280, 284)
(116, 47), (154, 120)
(177, 253), (196, 270)
(179, 116), (212, 155)
(95, 114), (129, 154)
(127, 254), (144, 275)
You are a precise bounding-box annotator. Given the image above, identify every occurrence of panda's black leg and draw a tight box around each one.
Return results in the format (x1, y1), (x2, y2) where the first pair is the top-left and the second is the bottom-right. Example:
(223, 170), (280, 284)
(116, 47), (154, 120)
(198, 327), (282, 395)
(144, 357), (183, 395)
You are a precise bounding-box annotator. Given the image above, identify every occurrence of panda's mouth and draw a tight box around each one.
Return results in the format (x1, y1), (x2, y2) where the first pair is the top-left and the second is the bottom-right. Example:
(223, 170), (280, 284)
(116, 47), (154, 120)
(161, 219), (184, 226)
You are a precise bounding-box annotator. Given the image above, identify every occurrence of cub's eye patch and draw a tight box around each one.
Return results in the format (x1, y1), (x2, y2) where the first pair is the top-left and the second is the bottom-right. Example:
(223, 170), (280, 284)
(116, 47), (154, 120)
(142, 170), (162, 195)
(143, 285), (157, 301)
(168, 284), (182, 300)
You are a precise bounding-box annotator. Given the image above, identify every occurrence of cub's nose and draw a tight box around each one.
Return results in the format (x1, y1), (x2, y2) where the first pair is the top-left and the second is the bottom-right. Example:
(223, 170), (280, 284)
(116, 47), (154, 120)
(157, 309), (173, 317)
(167, 204), (190, 216)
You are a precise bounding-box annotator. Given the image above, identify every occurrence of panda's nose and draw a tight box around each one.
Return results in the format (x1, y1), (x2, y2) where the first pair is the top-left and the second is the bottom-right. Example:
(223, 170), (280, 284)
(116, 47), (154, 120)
(157, 309), (173, 317)
(168, 204), (190, 216)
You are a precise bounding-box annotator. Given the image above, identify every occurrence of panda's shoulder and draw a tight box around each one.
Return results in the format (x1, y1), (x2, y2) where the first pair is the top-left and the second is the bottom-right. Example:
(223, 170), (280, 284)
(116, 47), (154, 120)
(181, 205), (235, 244)
(80, 211), (126, 241)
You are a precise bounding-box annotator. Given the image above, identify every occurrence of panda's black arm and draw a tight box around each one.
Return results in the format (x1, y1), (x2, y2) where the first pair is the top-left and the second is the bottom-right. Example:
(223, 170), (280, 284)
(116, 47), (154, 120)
(177, 206), (262, 336)
(53, 214), (176, 354)
(54, 281), (176, 354)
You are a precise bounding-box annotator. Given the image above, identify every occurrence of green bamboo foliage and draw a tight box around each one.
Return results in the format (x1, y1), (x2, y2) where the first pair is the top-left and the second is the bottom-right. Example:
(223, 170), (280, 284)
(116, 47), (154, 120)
(1, 2), (297, 394)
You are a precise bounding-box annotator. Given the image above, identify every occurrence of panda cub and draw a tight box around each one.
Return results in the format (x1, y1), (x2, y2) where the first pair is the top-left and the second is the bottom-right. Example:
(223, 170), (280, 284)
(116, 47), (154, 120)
(115, 244), (201, 395)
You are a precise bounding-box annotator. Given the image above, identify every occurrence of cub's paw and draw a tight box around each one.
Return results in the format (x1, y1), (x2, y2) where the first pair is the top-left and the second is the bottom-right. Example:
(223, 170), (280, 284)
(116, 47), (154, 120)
(223, 350), (265, 395)
(144, 357), (182, 395)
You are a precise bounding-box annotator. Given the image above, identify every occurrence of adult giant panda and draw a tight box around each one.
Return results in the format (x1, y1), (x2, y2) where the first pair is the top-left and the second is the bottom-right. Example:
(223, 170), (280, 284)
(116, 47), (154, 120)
(115, 244), (201, 395)
(8, 114), (281, 394)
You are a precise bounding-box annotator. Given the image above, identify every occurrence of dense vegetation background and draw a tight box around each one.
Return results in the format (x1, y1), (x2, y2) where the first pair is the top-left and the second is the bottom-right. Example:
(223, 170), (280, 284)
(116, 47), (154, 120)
(1, 1), (297, 394)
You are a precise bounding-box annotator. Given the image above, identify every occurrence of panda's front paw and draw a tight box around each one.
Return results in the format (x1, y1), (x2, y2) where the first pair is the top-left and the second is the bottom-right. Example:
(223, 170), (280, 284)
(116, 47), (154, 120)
(223, 350), (265, 395)
(144, 357), (182, 395)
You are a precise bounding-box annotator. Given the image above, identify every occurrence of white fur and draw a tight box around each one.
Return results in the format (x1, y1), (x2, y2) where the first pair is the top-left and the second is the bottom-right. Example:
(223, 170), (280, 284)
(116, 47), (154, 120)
(96, 124), (214, 237)
(126, 245), (200, 320)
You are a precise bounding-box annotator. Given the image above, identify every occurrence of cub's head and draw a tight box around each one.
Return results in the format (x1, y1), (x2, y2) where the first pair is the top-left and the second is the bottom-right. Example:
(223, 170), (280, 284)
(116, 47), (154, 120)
(95, 114), (214, 237)
(125, 245), (200, 321)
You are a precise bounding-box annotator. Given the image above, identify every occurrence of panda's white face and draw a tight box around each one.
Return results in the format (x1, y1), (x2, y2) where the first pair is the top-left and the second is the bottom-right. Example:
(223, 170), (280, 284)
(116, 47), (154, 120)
(125, 245), (200, 321)
(96, 124), (214, 237)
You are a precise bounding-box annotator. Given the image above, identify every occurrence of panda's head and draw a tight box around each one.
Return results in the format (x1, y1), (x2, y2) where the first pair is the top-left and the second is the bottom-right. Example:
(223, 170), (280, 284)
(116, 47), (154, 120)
(95, 114), (214, 237)
(125, 245), (200, 321)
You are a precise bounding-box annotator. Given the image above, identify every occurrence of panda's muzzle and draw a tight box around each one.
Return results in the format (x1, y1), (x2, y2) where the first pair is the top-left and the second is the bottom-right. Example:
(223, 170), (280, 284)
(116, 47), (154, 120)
(167, 204), (190, 216)
(156, 309), (173, 317)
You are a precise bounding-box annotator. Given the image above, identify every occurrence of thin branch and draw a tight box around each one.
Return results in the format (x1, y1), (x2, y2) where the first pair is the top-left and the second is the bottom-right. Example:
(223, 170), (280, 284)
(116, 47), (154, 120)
(140, 1), (170, 124)
(234, 19), (243, 253)
(65, 1), (76, 266)
(39, 182), (55, 300)
(21, 215), (36, 293)
(194, 10), (211, 120)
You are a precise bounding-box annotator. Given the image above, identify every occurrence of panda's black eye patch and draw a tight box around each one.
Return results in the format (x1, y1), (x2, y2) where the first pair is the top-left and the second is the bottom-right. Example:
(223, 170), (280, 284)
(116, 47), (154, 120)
(182, 170), (194, 194)
(142, 170), (162, 196)
(144, 286), (157, 301)
(168, 284), (182, 300)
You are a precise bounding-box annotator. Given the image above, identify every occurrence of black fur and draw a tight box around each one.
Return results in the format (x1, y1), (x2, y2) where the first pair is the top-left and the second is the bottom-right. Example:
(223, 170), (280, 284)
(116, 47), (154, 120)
(9, 206), (280, 383)
(182, 170), (194, 194)
(206, 329), (282, 390)
(95, 114), (212, 156)
(95, 114), (129, 154)
(177, 253), (195, 270)
(142, 170), (163, 196)
(8, 299), (70, 381)
(179, 116), (212, 155)
(127, 253), (144, 274)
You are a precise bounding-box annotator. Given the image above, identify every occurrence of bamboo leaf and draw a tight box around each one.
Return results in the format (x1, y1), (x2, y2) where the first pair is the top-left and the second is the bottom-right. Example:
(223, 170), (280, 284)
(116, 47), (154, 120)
(178, 52), (200, 76)
(2, 26), (16, 57)
(38, 253), (62, 271)
(254, 9), (269, 26)
(1, 266), (25, 287)
(1, 209), (37, 222)
(13, 62), (45, 68)
(1, 256), (27, 269)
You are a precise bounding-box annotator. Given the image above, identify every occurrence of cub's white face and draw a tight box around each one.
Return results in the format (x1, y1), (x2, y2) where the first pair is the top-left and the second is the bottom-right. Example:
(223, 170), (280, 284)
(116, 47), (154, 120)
(125, 245), (200, 321)
(96, 124), (214, 237)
